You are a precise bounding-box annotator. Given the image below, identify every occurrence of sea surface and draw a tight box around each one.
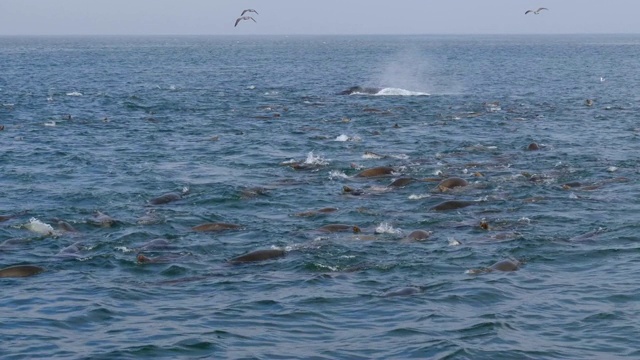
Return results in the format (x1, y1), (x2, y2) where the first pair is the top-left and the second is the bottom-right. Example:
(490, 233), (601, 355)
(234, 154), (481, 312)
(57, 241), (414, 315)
(1, 34), (640, 359)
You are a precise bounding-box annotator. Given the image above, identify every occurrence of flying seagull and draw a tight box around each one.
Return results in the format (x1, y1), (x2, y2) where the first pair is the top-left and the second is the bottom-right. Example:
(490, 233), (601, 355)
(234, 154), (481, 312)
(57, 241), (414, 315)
(525, 7), (548, 15)
(241, 9), (259, 16)
(235, 16), (257, 27)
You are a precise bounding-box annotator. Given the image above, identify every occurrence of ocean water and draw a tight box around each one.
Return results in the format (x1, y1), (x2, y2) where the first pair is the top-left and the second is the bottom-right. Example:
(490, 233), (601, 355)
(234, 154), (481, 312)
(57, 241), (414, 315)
(1, 34), (640, 359)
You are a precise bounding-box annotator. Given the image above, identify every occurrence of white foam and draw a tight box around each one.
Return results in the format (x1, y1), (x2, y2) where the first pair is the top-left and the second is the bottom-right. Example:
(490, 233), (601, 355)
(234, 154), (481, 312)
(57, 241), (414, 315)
(363, 152), (383, 159)
(375, 88), (429, 96)
(328, 170), (348, 180)
(304, 151), (329, 166)
(408, 193), (430, 200)
(374, 222), (403, 235)
(389, 154), (409, 160)
(335, 134), (350, 142)
(24, 217), (56, 236)
(66, 91), (83, 96)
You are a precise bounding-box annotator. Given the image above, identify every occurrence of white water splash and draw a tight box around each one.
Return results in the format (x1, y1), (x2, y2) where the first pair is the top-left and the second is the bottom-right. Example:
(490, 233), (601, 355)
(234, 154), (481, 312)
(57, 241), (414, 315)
(24, 218), (56, 236)
(375, 88), (430, 96)
(408, 193), (430, 200)
(363, 151), (384, 159)
(389, 154), (409, 160)
(304, 151), (329, 166)
(115, 246), (134, 253)
(448, 238), (461, 246)
(66, 91), (83, 96)
(374, 222), (403, 235)
(329, 170), (349, 180)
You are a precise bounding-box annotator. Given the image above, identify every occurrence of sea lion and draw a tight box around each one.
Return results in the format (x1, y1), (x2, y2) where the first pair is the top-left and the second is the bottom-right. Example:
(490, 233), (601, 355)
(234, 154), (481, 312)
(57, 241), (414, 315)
(388, 177), (416, 188)
(382, 287), (422, 297)
(137, 252), (189, 264)
(342, 185), (364, 195)
(406, 230), (432, 241)
(562, 181), (582, 189)
(466, 259), (521, 275)
(136, 210), (164, 225)
(294, 207), (338, 217)
(356, 166), (394, 178)
(56, 220), (78, 233)
(149, 193), (181, 205)
(0, 265), (44, 278)
(437, 177), (468, 191)
(149, 187), (189, 205)
(192, 222), (241, 232)
(55, 242), (87, 259)
(527, 142), (540, 151)
(489, 259), (521, 271)
(0, 211), (27, 222)
(228, 249), (286, 264)
(430, 200), (475, 211)
(88, 211), (116, 227)
(0, 238), (31, 249)
(316, 224), (361, 233)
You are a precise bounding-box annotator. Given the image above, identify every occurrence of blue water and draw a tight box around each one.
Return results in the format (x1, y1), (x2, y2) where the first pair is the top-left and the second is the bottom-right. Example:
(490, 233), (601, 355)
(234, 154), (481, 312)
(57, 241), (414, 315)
(1, 34), (640, 359)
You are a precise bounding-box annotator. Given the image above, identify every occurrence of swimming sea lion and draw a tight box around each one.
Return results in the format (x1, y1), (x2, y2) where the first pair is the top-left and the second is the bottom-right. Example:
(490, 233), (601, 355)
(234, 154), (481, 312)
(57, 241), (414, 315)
(388, 177), (416, 188)
(342, 185), (364, 195)
(228, 249), (286, 264)
(382, 287), (422, 297)
(406, 230), (432, 241)
(88, 211), (116, 227)
(149, 187), (189, 205)
(136, 210), (164, 225)
(0, 238), (31, 249)
(56, 220), (78, 233)
(489, 259), (521, 271)
(0, 265), (44, 278)
(316, 224), (361, 233)
(527, 142), (540, 151)
(466, 259), (521, 275)
(356, 166), (394, 178)
(437, 177), (468, 191)
(137, 252), (189, 264)
(149, 193), (181, 205)
(192, 222), (241, 232)
(55, 242), (87, 259)
(430, 200), (475, 211)
(294, 207), (338, 217)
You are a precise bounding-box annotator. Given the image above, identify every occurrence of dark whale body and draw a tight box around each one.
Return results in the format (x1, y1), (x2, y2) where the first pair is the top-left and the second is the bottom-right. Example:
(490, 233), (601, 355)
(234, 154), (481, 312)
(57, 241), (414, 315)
(338, 86), (383, 95)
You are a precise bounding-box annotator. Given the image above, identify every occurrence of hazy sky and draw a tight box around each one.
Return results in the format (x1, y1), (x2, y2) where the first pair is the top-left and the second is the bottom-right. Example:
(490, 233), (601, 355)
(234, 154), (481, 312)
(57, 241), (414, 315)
(1, 0), (639, 36)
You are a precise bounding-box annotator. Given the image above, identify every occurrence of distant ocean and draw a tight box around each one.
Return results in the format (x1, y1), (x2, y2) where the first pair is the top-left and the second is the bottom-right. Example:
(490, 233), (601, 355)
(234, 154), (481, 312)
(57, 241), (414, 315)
(1, 34), (640, 359)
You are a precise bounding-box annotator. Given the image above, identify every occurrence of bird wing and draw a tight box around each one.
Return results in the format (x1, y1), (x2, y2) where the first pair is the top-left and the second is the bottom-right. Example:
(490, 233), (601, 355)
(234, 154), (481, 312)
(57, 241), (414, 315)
(525, 10), (533, 14)
(234, 17), (241, 27)
(250, 16), (256, 23)
(241, 10), (248, 16)
(538, 7), (549, 11)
